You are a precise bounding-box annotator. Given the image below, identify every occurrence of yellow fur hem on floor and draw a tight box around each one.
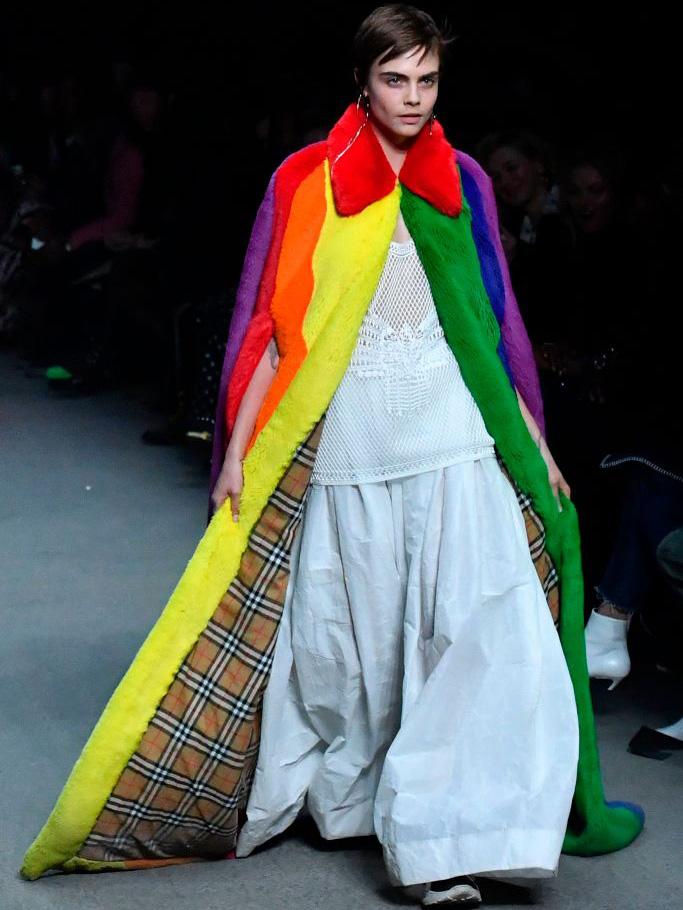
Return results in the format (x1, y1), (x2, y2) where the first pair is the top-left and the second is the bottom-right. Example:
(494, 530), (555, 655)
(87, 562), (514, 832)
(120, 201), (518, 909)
(21, 165), (400, 880)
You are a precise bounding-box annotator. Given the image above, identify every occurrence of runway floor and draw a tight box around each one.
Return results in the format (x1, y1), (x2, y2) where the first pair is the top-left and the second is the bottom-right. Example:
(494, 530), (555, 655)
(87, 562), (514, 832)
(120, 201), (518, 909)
(1, 350), (681, 910)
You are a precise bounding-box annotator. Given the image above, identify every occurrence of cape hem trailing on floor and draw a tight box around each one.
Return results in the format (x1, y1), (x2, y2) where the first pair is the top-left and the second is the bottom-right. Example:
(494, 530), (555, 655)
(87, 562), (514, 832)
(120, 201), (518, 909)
(21, 103), (644, 881)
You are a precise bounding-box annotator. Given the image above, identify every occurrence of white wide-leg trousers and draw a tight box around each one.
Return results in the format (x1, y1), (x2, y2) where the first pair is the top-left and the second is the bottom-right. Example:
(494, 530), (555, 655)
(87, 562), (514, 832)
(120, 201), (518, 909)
(235, 454), (580, 887)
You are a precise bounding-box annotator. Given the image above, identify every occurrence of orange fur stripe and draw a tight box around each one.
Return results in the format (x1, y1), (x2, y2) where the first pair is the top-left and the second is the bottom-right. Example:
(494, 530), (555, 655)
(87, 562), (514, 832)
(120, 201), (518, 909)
(247, 161), (327, 449)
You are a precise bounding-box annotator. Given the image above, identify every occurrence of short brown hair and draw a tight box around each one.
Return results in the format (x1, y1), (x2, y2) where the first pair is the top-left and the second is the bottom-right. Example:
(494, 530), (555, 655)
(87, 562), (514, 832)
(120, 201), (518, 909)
(352, 4), (455, 91)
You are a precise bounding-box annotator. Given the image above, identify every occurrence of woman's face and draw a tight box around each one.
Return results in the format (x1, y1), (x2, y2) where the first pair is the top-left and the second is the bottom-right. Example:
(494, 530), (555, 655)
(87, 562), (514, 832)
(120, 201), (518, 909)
(487, 146), (542, 209)
(565, 164), (614, 234)
(362, 45), (440, 148)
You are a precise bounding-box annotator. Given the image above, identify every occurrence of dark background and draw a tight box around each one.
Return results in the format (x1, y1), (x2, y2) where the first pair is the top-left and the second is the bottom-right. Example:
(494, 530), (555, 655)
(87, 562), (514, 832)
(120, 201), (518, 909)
(4, 2), (677, 282)
(3, 2), (676, 156)
(2, 3), (681, 641)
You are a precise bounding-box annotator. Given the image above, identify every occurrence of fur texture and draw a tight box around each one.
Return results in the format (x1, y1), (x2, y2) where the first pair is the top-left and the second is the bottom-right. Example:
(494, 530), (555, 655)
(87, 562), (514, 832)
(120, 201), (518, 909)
(248, 160), (328, 444)
(457, 151), (545, 435)
(20, 164), (400, 881)
(328, 102), (461, 217)
(225, 144), (328, 442)
(22, 111), (644, 881)
(210, 138), (545, 496)
(210, 171), (276, 486)
(226, 310), (275, 435)
(402, 186), (644, 855)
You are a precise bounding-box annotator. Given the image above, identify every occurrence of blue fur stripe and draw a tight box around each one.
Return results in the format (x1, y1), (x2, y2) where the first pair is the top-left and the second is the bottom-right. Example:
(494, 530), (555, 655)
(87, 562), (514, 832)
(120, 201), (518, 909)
(459, 166), (514, 386)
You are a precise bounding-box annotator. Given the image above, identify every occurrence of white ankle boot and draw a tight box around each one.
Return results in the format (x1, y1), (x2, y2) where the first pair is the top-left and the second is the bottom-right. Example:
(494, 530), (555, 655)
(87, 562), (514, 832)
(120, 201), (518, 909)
(584, 608), (631, 690)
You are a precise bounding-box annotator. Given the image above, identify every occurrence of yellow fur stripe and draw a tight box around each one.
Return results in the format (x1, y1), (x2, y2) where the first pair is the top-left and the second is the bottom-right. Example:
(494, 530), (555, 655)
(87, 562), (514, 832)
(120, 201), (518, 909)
(302, 162), (397, 346)
(241, 157), (398, 526)
(21, 160), (399, 880)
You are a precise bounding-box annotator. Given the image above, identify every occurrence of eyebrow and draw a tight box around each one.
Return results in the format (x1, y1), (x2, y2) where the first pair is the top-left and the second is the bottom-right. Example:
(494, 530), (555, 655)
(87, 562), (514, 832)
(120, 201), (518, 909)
(380, 70), (440, 78)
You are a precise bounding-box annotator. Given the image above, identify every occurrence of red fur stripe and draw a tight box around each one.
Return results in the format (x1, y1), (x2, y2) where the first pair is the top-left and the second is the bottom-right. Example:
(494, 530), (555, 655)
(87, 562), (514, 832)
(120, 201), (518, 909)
(398, 118), (462, 217)
(226, 311), (275, 435)
(327, 102), (462, 217)
(252, 142), (327, 320)
(225, 142), (327, 438)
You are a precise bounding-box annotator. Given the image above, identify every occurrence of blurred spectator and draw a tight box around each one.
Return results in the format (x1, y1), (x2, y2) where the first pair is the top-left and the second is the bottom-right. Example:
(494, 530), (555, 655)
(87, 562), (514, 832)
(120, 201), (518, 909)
(0, 70), (19, 170)
(65, 78), (167, 254)
(543, 147), (651, 590)
(535, 147), (643, 440)
(45, 74), (102, 232)
(0, 166), (22, 336)
(142, 288), (235, 448)
(626, 523), (683, 759)
(0, 167), (21, 283)
(585, 460), (683, 690)
(475, 129), (574, 330)
(11, 78), (170, 382)
(479, 135), (660, 597)
(584, 144), (683, 658)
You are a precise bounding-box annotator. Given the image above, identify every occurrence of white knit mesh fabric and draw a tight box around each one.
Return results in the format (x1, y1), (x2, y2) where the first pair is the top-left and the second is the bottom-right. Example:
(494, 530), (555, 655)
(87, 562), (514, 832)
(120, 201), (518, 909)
(310, 237), (496, 485)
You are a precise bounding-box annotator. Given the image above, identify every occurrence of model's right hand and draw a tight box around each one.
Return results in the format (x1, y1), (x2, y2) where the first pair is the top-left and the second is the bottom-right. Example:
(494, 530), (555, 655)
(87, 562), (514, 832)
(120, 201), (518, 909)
(212, 454), (244, 522)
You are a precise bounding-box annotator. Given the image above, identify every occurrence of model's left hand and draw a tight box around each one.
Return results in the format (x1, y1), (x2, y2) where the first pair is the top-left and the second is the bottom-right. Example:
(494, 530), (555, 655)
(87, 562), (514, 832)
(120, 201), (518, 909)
(538, 437), (571, 511)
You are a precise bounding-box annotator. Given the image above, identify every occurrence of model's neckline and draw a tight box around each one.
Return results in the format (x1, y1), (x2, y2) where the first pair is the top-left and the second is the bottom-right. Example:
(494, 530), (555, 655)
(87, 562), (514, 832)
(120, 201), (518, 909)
(389, 237), (416, 255)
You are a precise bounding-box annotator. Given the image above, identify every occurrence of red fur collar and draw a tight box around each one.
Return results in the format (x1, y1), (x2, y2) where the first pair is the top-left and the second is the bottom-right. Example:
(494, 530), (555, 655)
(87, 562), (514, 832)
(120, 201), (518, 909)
(327, 102), (462, 217)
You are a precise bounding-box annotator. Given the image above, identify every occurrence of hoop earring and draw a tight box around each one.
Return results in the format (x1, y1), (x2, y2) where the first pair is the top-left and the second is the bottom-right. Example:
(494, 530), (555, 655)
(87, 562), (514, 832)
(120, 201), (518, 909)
(333, 94), (369, 170)
(429, 110), (436, 136)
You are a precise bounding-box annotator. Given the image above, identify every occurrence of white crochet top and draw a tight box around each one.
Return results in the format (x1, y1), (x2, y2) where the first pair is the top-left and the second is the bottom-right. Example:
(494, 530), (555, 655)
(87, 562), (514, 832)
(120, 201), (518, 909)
(310, 237), (496, 485)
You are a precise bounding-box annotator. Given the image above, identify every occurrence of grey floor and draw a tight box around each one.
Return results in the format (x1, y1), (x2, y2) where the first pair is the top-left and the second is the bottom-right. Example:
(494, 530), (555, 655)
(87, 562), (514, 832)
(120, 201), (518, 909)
(1, 350), (681, 910)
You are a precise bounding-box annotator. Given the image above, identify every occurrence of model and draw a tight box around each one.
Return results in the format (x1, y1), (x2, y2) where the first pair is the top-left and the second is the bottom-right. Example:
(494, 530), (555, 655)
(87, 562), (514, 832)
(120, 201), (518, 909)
(22, 5), (644, 905)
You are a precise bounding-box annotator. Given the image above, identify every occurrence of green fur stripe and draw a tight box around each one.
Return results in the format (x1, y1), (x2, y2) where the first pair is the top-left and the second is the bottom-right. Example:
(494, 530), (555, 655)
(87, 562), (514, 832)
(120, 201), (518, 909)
(400, 185), (644, 856)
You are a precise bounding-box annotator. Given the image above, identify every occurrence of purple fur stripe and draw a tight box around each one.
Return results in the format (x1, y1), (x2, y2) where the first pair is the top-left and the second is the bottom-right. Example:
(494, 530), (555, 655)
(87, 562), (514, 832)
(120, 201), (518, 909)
(457, 151), (546, 435)
(209, 172), (276, 498)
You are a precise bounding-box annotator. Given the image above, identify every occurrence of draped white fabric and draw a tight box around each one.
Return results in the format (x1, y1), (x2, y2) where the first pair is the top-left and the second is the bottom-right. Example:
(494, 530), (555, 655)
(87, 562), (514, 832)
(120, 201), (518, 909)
(236, 456), (580, 886)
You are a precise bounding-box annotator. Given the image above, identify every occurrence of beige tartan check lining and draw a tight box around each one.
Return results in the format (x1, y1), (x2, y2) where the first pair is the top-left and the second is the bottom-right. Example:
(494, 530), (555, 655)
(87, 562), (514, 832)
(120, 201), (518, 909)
(79, 418), (559, 863)
(496, 452), (560, 626)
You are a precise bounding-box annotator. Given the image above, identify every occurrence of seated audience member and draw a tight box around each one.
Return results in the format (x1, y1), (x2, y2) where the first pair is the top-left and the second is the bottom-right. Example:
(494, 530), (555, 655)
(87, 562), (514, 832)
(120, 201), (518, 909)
(498, 144), (648, 593)
(627, 524), (683, 759)
(475, 129), (574, 331)
(40, 80), (168, 388)
(585, 460), (683, 689)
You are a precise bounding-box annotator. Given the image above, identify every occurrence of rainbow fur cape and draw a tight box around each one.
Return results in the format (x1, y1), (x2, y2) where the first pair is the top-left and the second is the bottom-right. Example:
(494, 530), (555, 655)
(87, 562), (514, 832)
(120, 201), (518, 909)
(21, 103), (644, 880)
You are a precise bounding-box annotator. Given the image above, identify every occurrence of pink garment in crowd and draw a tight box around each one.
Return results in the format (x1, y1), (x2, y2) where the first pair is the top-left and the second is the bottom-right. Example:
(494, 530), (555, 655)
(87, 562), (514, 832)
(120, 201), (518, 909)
(68, 135), (144, 250)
